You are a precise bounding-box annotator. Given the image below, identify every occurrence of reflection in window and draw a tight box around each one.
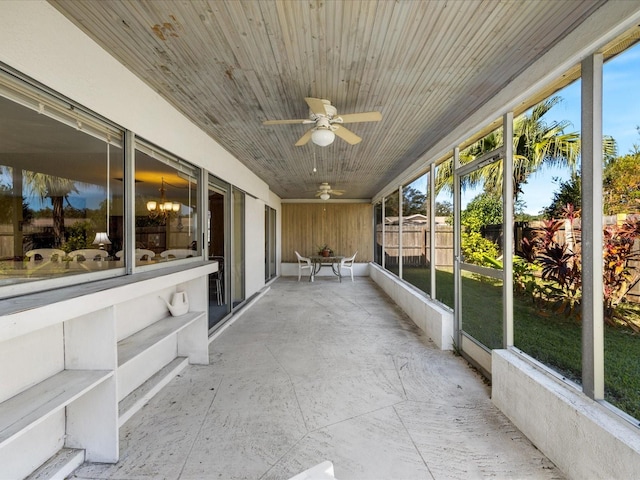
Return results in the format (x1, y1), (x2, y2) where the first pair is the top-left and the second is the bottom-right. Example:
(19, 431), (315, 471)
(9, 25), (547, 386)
(0, 91), (123, 292)
(134, 144), (199, 265)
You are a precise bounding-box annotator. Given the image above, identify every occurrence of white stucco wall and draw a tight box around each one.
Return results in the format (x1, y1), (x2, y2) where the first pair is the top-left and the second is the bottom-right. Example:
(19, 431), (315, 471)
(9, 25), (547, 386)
(368, 263), (453, 350)
(493, 349), (640, 480)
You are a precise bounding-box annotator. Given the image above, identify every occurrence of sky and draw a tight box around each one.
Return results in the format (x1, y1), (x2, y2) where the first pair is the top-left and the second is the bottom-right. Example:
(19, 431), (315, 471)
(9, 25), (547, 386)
(440, 39), (640, 213)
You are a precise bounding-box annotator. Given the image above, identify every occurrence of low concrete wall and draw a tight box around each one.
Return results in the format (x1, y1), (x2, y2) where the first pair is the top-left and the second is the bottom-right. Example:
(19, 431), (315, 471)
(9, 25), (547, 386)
(369, 263), (453, 350)
(492, 349), (640, 480)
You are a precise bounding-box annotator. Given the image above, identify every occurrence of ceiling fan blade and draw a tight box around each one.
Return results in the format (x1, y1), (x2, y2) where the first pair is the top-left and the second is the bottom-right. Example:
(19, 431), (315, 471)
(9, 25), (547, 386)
(336, 111), (382, 123)
(263, 119), (310, 125)
(305, 97), (328, 116)
(333, 125), (362, 145)
(329, 190), (345, 195)
(295, 129), (313, 146)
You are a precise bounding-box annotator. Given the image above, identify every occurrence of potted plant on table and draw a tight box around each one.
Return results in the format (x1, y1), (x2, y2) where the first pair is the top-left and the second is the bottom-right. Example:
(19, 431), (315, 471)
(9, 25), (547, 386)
(317, 244), (333, 257)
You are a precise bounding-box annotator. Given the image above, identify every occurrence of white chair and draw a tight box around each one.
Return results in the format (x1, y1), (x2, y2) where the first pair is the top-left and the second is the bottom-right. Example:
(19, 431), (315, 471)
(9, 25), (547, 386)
(115, 249), (157, 261)
(68, 249), (109, 261)
(295, 250), (313, 282)
(25, 248), (65, 262)
(339, 251), (357, 282)
(160, 249), (196, 259)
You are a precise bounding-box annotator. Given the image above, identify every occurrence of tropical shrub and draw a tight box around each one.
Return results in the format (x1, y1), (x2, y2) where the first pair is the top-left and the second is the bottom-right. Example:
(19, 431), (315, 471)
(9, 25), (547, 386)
(461, 192), (502, 267)
(603, 218), (640, 330)
(519, 205), (640, 327)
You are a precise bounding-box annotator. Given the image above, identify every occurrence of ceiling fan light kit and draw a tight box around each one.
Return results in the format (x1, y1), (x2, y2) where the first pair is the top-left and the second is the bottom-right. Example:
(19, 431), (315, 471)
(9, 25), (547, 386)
(311, 128), (335, 147)
(263, 97), (382, 147)
(315, 182), (345, 201)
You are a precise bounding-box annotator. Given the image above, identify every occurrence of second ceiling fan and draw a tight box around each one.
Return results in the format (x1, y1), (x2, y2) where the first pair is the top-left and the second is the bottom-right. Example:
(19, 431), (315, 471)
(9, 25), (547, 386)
(263, 97), (382, 147)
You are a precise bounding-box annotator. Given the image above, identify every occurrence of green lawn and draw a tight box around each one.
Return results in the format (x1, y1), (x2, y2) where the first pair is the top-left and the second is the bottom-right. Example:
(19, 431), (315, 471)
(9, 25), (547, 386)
(401, 266), (640, 421)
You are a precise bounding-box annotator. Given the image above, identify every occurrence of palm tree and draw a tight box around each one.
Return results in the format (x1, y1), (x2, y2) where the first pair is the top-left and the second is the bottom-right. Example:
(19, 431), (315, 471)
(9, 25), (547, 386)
(23, 171), (78, 248)
(436, 96), (582, 202)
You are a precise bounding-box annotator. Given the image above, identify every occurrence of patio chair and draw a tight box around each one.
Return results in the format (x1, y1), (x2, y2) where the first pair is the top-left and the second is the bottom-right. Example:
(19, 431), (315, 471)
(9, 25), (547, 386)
(160, 249), (196, 259)
(25, 248), (65, 262)
(295, 250), (313, 282)
(68, 249), (109, 261)
(115, 249), (157, 261)
(339, 251), (357, 282)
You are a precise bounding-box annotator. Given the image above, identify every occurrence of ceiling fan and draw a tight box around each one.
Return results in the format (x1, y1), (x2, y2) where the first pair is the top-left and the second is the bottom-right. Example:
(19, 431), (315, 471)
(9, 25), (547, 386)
(316, 182), (345, 200)
(263, 97), (382, 147)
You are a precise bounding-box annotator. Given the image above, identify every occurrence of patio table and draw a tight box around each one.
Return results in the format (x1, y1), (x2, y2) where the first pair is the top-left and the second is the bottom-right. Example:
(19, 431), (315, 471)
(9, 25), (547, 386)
(309, 255), (344, 282)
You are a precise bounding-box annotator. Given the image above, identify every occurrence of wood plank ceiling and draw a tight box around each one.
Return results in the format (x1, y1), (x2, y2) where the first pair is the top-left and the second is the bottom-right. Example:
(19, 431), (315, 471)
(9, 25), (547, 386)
(49, 0), (605, 200)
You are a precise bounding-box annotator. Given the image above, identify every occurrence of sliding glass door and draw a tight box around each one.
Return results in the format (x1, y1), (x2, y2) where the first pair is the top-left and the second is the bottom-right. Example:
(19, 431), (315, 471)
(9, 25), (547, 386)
(265, 206), (276, 281)
(232, 188), (245, 307)
(207, 175), (230, 329)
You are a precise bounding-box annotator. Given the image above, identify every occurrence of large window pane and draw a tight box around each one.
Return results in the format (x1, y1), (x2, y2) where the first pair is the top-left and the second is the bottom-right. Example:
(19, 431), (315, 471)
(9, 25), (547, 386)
(459, 162), (503, 350)
(461, 272), (503, 349)
(434, 161), (454, 308)
(384, 190), (400, 276)
(512, 85), (583, 387)
(374, 201), (383, 266)
(402, 172), (431, 295)
(134, 145), (199, 264)
(0, 92), (124, 293)
(603, 43), (640, 420)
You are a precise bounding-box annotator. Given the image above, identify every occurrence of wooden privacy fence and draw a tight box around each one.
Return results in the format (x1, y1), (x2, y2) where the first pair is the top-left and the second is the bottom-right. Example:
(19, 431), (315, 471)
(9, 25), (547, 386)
(376, 224), (453, 267)
(376, 217), (639, 303)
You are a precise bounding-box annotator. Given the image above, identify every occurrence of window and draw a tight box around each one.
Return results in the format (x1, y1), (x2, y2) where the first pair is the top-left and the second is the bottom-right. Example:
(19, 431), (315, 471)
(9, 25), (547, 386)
(434, 160), (454, 308)
(134, 142), (200, 264)
(374, 201), (383, 266)
(402, 172), (431, 295)
(384, 189), (400, 275)
(602, 42), (640, 420)
(0, 71), (124, 296)
(513, 84), (583, 387)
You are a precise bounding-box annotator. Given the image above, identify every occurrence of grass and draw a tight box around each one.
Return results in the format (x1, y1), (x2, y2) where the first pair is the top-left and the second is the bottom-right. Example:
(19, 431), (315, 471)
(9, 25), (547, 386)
(400, 266), (640, 421)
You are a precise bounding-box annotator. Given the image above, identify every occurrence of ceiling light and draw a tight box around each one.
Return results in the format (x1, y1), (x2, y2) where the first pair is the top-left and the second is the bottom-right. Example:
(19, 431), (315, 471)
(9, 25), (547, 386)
(147, 177), (181, 223)
(320, 192), (330, 200)
(311, 128), (335, 147)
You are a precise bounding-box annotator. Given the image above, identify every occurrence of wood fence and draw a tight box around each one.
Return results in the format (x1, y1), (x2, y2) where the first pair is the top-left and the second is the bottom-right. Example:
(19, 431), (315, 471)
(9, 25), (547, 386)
(376, 224), (453, 267)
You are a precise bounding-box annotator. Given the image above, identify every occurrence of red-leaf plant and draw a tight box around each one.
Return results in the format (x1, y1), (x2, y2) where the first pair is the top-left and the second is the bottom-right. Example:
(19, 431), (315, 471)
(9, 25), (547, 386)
(520, 206), (640, 328)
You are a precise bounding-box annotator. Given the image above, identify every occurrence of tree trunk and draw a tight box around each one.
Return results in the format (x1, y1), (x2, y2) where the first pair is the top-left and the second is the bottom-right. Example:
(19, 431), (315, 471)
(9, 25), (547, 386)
(51, 196), (65, 248)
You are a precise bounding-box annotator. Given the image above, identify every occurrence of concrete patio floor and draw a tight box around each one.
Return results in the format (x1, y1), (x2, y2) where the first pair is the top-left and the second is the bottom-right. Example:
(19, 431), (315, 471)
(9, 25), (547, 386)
(71, 277), (563, 480)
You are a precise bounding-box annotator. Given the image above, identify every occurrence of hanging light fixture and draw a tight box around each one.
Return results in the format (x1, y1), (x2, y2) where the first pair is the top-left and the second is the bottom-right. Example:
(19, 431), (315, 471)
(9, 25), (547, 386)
(311, 126), (335, 147)
(147, 177), (181, 222)
(320, 192), (330, 200)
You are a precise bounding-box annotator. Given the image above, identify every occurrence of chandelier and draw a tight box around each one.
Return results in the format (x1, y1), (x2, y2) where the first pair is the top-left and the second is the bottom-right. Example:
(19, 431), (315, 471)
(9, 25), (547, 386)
(147, 177), (180, 221)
